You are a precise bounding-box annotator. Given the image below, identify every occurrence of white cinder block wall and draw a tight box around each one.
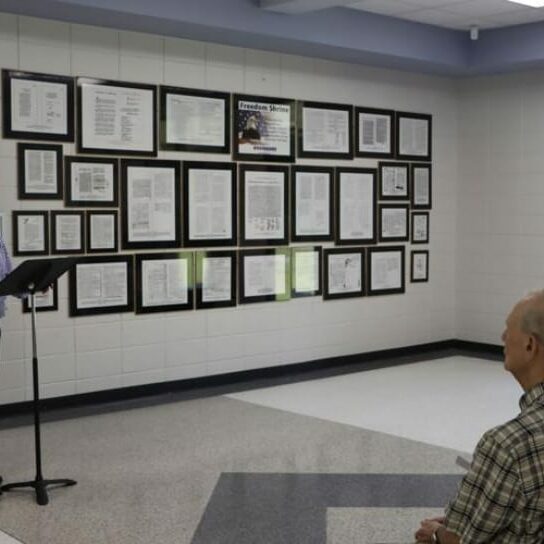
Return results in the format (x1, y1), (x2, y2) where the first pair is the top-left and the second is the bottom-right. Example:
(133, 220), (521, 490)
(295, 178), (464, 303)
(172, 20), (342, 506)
(0, 14), (457, 406)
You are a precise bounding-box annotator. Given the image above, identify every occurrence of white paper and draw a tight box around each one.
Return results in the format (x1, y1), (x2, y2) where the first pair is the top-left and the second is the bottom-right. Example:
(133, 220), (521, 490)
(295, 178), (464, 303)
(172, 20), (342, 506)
(24, 149), (57, 193)
(76, 262), (128, 308)
(358, 112), (390, 153)
(339, 172), (374, 240)
(381, 166), (407, 197)
(412, 253), (428, 280)
(244, 254), (286, 297)
(381, 208), (407, 238)
(28, 288), (54, 309)
(188, 169), (232, 240)
(413, 214), (428, 241)
(202, 257), (232, 302)
(142, 258), (188, 307)
(302, 107), (349, 153)
(90, 214), (115, 249)
(71, 162), (114, 202)
(328, 253), (362, 294)
(295, 171), (330, 236)
(413, 167), (430, 205)
(17, 215), (45, 252)
(399, 117), (429, 156)
(55, 214), (81, 250)
(371, 251), (402, 291)
(294, 251), (319, 294)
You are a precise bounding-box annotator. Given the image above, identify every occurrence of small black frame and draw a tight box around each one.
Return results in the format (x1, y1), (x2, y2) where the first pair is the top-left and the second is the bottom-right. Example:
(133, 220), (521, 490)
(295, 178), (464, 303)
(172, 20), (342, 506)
(410, 163), (432, 210)
(395, 111), (432, 162)
(86, 210), (118, 254)
(378, 204), (409, 243)
(378, 161), (410, 201)
(411, 211), (430, 244)
(17, 143), (63, 200)
(354, 107), (395, 159)
(411, 250), (429, 283)
(368, 245), (405, 296)
(291, 246), (323, 298)
(195, 250), (237, 309)
(323, 246), (366, 300)
(51, 210), (85, 255)
(12, 210), (49, 256)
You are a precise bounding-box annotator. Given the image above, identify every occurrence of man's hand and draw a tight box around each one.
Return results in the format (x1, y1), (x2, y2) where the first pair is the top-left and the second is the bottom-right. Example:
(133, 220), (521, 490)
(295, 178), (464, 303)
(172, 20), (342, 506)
(414, 518), (442, 542)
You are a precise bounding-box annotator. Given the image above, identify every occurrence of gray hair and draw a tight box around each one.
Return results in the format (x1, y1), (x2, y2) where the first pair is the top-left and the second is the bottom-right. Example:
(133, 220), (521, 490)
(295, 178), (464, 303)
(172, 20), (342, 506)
(520, 290), (544, 344)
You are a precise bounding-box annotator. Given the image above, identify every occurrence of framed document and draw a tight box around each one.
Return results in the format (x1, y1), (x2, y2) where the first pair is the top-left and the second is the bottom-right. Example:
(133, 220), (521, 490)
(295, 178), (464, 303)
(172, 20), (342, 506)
(323, 247), (365, 300)
(291, 166), (333, 242)
(86, 210), (118, 253)
(23, 281), (58, 313)
(335, 168), (377, 245)
(233, 94), (295, 162)
(378, 162), (409, 200)
(239, 248), (290, 304)
(51, 210), (85, 254)
(2, 69), (74, 142)
(135, 252), (194, 314)
(291, 246), (322, 298)
(121, 159), (181, 249)
(12, 211), (49, 256)
(240, 164), (288, 246)
(182, 161), (237, 247)
(297, 101), (353, 159)
(411, 163), (432, 209)
(411, 211), (429, 244)
(69, 255), (134, 317)
(379, 204), (409, 242)
(368, 246), (405, 296)
(396, 111), (432, 161)
(195, 250), (237, 309)
(160, 86), (230, 154)
(77, 77), (157, 156)
(65, 156), (119, 207)
(355, 107), (394, 158)
(18, 143), (63, 200)
(411, 250), (429, 283)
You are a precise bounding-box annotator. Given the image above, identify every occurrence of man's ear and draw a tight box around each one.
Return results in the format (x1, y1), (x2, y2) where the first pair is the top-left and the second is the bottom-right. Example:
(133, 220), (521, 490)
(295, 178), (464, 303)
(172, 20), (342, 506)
(527, 334), (537, 354)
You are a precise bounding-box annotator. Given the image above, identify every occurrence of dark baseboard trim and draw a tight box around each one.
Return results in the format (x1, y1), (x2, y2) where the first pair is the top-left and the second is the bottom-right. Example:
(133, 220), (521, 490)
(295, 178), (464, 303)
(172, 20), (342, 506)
(0, 339), (502, 426)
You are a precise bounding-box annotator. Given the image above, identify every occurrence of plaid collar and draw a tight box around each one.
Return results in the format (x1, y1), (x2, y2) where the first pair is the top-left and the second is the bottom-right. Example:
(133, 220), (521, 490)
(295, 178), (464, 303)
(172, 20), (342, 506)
(520, 381), (544, 412)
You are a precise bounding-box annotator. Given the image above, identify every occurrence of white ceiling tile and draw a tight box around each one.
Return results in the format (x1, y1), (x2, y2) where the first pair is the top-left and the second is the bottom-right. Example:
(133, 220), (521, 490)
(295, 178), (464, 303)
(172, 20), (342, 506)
(444, 0), (528, 17)
(483, 8), (544, 24)
(400, 8), (481, 29)
(347, 0), (421, 16)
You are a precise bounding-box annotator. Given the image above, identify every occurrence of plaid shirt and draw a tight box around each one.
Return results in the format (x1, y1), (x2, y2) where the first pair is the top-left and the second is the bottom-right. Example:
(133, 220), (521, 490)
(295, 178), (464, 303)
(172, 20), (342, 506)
(0, 237), (12, 318)
(445, 382), (544, 543)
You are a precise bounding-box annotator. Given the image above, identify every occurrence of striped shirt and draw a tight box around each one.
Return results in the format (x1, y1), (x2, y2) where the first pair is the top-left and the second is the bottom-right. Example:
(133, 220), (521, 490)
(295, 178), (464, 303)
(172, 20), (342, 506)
(445, 382), (544, 543)
(0, 237), (12, 318)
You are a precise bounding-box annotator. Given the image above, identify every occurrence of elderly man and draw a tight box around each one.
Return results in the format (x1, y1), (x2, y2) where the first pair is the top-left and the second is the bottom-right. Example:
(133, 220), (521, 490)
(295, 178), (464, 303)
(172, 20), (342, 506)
(415, 291), (544, 543)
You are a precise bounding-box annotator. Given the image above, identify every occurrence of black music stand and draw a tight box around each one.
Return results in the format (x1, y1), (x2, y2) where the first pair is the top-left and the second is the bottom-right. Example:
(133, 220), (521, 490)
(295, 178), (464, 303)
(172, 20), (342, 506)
(0, 257), (78, 505)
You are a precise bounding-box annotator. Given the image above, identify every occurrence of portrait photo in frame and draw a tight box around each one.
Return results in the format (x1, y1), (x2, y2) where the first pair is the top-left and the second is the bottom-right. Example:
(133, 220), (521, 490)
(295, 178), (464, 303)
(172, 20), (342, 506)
(17, 143), (63, 200)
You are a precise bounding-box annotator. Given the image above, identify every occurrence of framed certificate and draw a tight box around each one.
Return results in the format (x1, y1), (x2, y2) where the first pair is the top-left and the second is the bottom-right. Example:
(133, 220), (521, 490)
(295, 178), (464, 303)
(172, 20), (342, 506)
(297, 101), (353, 159)
(69, 255), (134, 316)
(51, 210), (85, 254)
(239, 248), (290, 304)
(368, 246), (405, 296)
(2, 69), (74, 142)
(335, 168), (377, 245)
(18, 143), (63, 200)
(77, 77), (157, 156)
(411, 250), (429, 283)
(121, 159), (181, 249)
(396, 111), (432, 161)
(182, 161), (237, 247)
(12, 211), (49, 256)
(411, 211), (429, 244)
(240, 164), (288, 246)
(86, 210), (118, 254)
(355, 107), (394, 158)
(22, 280), (58, 313)
(160, 86), (230, 154)
(135, 252), (194, 314)
(233, 94), (295, 162)
(378, 162), (409, 200)
(379, 204), (409, 242)
(323, 247), (365, 300)
(195, 250), (237, 309)
(411, 163), (432, 210)
(65, 156), (119, 207)
(291, 246), (322, 298)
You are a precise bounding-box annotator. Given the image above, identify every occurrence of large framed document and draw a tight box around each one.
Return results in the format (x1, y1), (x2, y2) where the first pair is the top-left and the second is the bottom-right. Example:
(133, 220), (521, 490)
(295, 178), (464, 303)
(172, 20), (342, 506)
(18, 143), (63, 200)
(239, 248), (291, 304)
(411, 163), (432, 210)
(378, 161), (409, 201)
(86, 210), (118, 254)
(182, 161), (237, 247)
(135, 251), (194, 314)
(291, 246), (322, 298)
(355, 107), (394, 159)
(2, 69), (74, 142)
(411, 250), (429, 283)
(396, 111), (432, 162)
(335, 168), (377, 245)
(51, 210), (85, 255)
(379, 204), (409, 243)
(297, 101), (353, 159)
(368, 246), (405, 296)
(22, 280), (58, 313)
(240, 164), (288, 246)
(160, 86), (230, 154)
(195, 250), (237, 310)
(411, 211), (429, 244)
(65, 156), (119, 207)
(77, 77), (157, 156)
(121, 159), (181, 249)
(69, 255), (134, 316)
(233, 94), (295, 163)
(323, 247), (365, 300)
(12, 210), (49, 256)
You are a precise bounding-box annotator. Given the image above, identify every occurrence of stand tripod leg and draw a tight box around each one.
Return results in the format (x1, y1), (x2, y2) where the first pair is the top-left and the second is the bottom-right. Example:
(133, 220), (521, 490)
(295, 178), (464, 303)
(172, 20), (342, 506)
(1, 478), (77, 506)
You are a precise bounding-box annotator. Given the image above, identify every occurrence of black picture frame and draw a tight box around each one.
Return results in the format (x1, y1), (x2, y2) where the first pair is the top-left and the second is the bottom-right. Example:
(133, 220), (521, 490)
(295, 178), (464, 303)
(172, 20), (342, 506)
(297, 100), (353, 160)
(22, 280), (59, 313)
(86, 210), (119, 254)
(395, 111), (432, 162)
(65, 156), (119, 207)
(69, 255), (134, 316)
(195, 250), (237, 310)
(411, 250), (429, 283)
(378, 161), (410, 201)
(291, 246), (322, 298)
(354, 107), (395, 159)
(368, 246), (405, 296)
(135, 251), (194, 314)
(239, 163), (289, 246)
(411, 211), (430, 244)
(17, 143), (63, 200)
(51, 210), (85, 255)
(182, 161), (237, 247)
(121, 159), (182, 250)
(233, 93), (296, 163)
(2, 69), (75, 142)
(323, 247), (365, 300)
(291, 166), (334, 243)
(77, 77), (157, 157)
(411, 163), (432, 210)
(12, 210), (49, 256)
(378, 204), (409, 243)
(159, 86), (230, 154)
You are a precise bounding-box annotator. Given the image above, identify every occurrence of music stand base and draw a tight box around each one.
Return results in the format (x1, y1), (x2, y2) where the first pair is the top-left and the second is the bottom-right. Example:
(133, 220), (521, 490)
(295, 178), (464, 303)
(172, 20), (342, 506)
(1, 478), (77, 505)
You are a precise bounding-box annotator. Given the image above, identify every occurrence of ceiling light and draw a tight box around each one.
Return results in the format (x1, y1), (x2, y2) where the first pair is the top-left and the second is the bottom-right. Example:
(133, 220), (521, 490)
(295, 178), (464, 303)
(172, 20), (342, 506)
(506, 0), (544, 7)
